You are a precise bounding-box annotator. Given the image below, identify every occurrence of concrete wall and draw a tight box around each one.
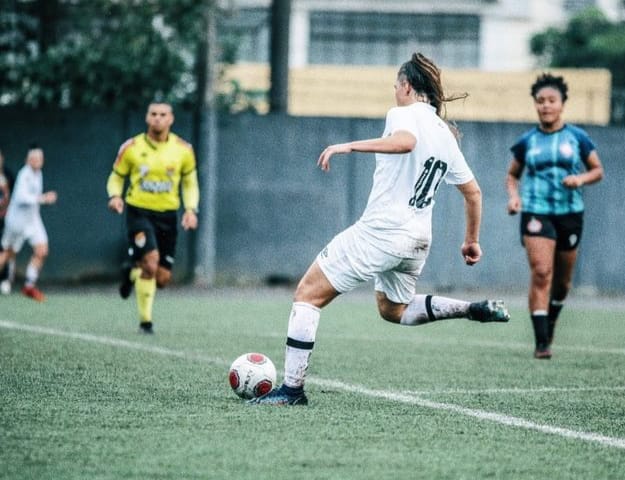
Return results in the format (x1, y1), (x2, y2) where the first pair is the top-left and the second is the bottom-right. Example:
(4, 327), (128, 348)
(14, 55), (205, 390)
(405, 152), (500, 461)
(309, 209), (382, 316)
(0, 109), (622, 293)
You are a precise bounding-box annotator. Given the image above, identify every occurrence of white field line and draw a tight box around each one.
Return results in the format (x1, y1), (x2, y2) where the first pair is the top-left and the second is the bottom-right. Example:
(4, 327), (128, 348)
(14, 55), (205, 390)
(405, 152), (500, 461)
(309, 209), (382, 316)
(263, 331), (625, 356)
(401, 386), (625, 396)
(310, 378), (625, 450)
(0, 320), (229, 366)
(2, 319), (625, 450)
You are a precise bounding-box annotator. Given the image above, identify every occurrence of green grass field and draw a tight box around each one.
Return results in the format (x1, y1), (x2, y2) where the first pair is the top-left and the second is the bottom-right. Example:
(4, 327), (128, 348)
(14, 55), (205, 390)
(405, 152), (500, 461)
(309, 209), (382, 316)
(1, 287), (624, 479)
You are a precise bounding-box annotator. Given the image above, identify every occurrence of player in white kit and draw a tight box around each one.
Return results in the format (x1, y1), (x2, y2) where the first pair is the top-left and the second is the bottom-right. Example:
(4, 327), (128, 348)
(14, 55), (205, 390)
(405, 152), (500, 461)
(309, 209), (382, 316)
(0, 147), (57, 301)
(252, 53), (510, 406)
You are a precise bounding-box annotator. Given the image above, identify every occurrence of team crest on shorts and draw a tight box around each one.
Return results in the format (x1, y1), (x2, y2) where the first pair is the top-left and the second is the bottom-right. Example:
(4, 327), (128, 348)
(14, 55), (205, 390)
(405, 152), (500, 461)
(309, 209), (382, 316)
(527, 217), (542, 233)
(569, 234), (578, 247)
(134, 231), (146, 248)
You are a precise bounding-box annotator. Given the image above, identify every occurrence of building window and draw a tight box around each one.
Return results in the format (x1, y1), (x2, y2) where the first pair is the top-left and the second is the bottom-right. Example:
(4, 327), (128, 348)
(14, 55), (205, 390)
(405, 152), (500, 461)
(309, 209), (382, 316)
(309, 11), (480, 68)
(220, 8), (270, 63)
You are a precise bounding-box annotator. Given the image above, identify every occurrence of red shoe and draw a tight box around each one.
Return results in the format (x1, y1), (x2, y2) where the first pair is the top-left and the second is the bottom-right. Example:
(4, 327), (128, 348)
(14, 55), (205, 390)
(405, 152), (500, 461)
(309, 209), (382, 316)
(22, 285), (46, 302)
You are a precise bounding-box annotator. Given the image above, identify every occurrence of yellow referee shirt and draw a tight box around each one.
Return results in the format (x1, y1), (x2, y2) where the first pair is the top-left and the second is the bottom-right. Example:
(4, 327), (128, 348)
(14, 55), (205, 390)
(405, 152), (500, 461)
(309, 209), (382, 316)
(107, 133), (199, 212)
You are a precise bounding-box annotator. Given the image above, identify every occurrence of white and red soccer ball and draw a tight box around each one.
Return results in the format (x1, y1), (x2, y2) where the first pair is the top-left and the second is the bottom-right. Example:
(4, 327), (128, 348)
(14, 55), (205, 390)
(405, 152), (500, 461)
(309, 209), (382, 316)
(228, 352), (277, 399)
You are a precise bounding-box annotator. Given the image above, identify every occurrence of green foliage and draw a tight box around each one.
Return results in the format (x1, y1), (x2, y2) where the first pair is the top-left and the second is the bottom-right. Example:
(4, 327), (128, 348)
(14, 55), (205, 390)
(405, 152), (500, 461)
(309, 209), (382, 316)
(0, 0), (228, 110)
(530, 7), (625, 87)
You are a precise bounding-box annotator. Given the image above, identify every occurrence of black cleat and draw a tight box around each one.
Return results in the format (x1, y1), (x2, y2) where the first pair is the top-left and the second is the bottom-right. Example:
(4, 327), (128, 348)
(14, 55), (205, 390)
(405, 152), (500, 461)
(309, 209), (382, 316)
(119, 264), (133, 299)
(468, 300), (510, 323)
(138, 322), (154, 334)
(248, 385), (308, 406)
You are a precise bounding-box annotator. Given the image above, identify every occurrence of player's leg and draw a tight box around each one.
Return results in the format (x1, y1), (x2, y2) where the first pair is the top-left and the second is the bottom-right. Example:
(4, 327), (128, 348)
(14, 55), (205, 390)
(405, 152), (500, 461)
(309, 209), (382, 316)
(0, 243), (8, 285)
(135, 209), (177, 333)
(379, 293), (510, 325)
(375, 257), (509, 325)
(119, 206), (151, 299)
(524, 235), (556, 358)
(135, 249), (159, 333)
(251, 261), (339, 405)
(548, 248), (577, 345)
(547, 213), (583, 346)
(1, 224), (22, 294)
(0, 247), (16, 295)
(252, 227), (366, 406)
(21, 242), (48, 302)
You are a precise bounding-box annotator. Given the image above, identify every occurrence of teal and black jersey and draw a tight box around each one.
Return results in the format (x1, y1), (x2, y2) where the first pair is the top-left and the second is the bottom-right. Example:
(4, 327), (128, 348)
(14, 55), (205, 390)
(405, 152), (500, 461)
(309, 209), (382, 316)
(510, 124), (596, 215)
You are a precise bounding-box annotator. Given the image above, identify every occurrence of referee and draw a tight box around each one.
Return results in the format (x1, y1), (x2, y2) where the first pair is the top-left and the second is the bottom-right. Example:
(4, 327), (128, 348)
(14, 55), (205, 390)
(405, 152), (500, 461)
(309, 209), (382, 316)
(107, 101), (199, 333)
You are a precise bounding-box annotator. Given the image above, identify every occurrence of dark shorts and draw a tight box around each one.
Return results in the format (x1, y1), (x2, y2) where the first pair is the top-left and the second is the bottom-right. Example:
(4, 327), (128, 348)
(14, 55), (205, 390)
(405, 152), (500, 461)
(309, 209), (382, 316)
(520, 212), (583, 251)
(126, 205), (178, 270)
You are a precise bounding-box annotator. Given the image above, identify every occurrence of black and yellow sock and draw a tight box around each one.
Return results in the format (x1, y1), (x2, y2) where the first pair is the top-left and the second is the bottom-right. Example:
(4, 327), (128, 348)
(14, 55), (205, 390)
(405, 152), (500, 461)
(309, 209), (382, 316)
(130, 267), (141, 283)
(135, 276), (156, 324)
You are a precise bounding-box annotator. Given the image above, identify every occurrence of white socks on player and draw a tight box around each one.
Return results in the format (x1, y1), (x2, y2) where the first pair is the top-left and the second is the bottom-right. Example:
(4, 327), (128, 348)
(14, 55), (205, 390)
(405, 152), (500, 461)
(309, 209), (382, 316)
(283, 302), (320, 388)
(24, 261), (39, 287)
(401, 294), (470, 326)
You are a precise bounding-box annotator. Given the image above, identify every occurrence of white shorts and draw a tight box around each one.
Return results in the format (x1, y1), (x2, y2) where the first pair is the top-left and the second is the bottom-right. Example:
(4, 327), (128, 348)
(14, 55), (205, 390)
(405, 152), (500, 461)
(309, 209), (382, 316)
(317, 223), (430, 304)
(1, 215), (48, 253)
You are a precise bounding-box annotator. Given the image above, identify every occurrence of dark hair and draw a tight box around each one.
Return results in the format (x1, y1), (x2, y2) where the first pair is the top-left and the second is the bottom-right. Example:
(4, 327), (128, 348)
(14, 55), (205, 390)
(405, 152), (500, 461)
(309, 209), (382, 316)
(531, 73), (568, 103)
(397, 52), (467, 118)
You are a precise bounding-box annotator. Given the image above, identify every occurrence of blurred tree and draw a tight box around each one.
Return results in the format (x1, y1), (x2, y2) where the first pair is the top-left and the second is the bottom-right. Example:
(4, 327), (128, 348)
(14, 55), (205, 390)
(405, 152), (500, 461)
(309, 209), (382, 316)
(0, 0), (233, 110)
(530, 7), (625, 88)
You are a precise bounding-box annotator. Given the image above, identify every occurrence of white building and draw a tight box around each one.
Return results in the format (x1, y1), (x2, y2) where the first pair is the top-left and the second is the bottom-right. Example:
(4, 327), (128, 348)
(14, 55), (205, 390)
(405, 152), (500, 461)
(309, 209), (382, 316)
(223, 0), (624, 70)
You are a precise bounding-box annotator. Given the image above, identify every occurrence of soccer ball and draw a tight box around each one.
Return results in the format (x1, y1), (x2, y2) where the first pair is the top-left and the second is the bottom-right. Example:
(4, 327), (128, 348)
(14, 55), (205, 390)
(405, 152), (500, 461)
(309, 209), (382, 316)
(228, 352), (277, 399)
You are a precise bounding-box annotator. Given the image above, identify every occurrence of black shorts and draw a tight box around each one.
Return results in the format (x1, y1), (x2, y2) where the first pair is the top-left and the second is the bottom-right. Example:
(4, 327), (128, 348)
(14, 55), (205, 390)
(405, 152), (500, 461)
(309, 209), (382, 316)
(126, 205), (178, 270)
(520, 212), (583, 251)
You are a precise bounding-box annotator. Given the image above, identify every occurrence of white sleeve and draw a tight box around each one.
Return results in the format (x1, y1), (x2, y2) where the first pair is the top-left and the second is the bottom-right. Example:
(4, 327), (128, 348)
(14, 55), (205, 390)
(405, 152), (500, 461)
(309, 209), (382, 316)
(12, 170), (39, 206)
(444, 146), (475, 185)
(385, 107), (419, 139)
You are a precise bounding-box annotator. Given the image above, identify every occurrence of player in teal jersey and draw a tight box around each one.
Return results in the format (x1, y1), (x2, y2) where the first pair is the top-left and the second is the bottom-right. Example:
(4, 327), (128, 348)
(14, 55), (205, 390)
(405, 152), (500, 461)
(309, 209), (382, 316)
(506, 73), (604, 359)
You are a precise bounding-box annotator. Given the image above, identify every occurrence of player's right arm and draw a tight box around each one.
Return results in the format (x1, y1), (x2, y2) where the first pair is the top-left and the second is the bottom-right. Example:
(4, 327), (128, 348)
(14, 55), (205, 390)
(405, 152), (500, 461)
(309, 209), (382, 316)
(317, 131), (416, 172)
(506, 158), (523, 215)
(106, 139), (133, 214)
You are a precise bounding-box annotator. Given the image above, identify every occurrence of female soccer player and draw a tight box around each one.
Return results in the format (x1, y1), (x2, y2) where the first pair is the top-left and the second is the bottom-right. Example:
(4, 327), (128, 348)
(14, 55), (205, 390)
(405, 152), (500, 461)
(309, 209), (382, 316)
(506, 73), (604, 359)
(252, 52), (510, 406)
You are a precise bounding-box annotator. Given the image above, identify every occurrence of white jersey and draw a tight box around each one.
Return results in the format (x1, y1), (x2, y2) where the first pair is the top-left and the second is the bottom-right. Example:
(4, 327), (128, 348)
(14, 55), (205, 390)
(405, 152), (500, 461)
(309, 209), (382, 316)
(357, 102), (474, 254)
(1, 164), (48, 252)
(6, 164), (43, 226)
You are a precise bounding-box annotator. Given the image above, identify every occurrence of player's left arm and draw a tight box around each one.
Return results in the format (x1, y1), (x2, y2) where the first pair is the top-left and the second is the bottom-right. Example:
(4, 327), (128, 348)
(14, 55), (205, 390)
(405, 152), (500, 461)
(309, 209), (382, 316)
(180, 150), (199, 231)
(455, 179), (482, 266)
(318, 131), (416, 172)
(562, 150), (604, 188)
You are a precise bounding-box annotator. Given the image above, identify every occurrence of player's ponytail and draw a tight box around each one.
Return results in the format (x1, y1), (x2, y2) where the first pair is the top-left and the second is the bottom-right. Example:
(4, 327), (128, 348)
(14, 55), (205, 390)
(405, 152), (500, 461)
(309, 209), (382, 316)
(398, 53), (468, 139)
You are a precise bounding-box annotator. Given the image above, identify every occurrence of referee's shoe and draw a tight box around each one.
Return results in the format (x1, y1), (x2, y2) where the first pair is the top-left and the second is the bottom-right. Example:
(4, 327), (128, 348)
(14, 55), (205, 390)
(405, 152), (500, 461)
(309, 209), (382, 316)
(119, 264), (133, 299)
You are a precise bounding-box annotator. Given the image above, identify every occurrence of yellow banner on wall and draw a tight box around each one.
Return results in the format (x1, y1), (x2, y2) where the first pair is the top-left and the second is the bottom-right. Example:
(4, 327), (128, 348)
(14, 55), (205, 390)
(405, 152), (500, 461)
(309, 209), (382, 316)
(221, 63), (611, 125)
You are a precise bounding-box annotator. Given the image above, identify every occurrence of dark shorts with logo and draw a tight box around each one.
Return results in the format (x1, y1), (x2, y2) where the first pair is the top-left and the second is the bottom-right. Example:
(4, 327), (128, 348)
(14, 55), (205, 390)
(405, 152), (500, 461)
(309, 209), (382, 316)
(126, 205), (178, 269)
(520, 212), (583, 251)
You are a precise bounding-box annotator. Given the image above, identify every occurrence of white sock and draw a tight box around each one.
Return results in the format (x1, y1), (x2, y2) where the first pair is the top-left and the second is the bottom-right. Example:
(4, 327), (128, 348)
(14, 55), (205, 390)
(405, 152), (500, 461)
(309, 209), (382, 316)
(283, 302), (320, 388)
(401, 294), (470, 326)
(25, 262), (39, 287)
(8, 259), (15, 283)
